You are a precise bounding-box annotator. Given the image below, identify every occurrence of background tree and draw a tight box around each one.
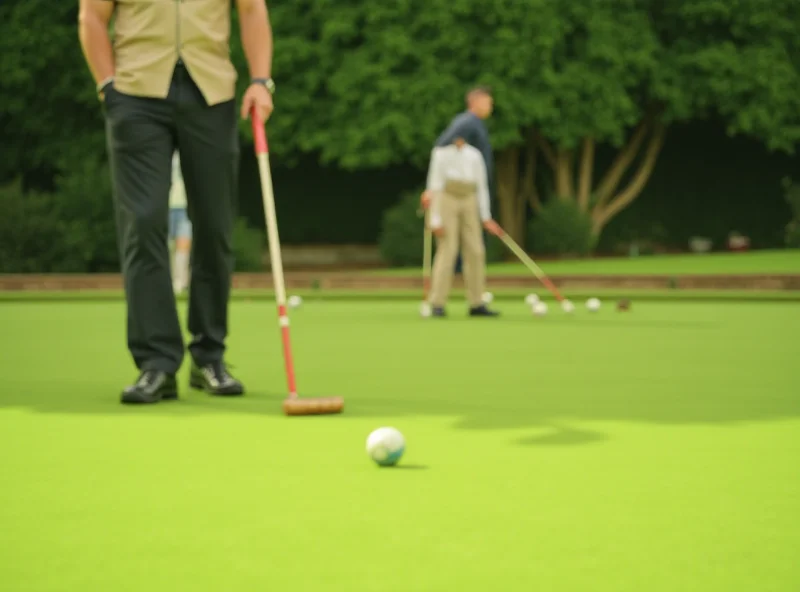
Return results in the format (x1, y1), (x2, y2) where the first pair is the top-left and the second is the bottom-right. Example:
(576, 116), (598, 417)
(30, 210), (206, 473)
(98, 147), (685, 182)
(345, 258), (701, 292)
(258, 0), (800, 247)
(0, 1), (105, 189)
(1, 0), (797, 270)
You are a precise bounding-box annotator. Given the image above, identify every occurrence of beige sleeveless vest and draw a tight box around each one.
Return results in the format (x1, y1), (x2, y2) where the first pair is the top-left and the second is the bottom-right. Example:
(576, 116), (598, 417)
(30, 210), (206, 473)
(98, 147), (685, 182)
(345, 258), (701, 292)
(111, 0), (237, 106)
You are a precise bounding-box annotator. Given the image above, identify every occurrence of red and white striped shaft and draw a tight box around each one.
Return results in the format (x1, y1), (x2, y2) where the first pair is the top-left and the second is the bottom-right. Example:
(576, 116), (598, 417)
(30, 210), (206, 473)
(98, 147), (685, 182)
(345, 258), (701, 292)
(252, 110), (298, 398)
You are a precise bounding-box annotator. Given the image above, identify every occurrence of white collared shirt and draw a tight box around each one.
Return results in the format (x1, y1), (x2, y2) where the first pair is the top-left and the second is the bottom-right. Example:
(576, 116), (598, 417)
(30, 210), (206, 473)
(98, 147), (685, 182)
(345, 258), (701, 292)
(425, 144), (491, 228)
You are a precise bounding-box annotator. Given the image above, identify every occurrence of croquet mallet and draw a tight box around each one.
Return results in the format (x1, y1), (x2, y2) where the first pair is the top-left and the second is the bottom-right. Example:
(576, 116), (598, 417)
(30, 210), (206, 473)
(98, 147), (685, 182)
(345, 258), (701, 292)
(251, 109), (344, 416)
(496, 228), (567, 303)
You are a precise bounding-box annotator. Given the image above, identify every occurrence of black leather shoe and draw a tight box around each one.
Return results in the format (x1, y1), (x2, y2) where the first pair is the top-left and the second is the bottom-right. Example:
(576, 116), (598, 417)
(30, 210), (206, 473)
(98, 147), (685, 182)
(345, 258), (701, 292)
(121, 370), (178, 404)
(432, 306), (447, 317)
(469, 304), (500, 317)
(190, 361), (244, 396)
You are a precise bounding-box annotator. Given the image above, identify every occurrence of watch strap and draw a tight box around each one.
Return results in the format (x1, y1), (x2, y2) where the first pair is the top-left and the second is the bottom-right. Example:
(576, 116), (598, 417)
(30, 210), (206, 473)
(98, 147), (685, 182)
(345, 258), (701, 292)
(251, 77), (275, 94)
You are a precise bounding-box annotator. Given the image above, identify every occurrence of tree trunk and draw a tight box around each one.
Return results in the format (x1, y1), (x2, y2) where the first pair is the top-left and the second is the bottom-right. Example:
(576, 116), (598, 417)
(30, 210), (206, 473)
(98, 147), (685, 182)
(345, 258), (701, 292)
(592, 122), (666, 237)
(523, 129), (541, 214)
(593, 118), (650, 209)
(577, 136), (594, 212)
(495, 147), (525, 245)
(554, 147), (575, 199)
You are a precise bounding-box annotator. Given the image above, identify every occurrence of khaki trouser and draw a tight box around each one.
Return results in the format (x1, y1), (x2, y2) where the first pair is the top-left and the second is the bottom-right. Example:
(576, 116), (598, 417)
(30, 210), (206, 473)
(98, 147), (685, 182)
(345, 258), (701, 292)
(429, 180), (486, 308)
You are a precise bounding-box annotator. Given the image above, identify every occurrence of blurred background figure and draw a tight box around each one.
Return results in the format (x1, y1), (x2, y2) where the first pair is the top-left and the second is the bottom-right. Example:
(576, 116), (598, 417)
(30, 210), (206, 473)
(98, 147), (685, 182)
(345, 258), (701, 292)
(169, 151), (192, 295)
(422, 86), (496, 274)
(426, 137), (502, 317)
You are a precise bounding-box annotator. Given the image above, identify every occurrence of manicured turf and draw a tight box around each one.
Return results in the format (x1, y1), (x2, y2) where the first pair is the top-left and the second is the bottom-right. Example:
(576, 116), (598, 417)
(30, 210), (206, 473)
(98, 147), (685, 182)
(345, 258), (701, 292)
(1, 299), (798, 591)
(372, 249), (800, 276)
(2, 289), (799, 304)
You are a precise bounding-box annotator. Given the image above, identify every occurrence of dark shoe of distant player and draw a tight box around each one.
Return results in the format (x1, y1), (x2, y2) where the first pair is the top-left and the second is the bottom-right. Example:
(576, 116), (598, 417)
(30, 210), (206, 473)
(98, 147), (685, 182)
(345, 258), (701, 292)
(121, 370), (178, 404)
(190, 361), (245, 396)
(469, 304), (500, 317)
(432, 306), (447, 318)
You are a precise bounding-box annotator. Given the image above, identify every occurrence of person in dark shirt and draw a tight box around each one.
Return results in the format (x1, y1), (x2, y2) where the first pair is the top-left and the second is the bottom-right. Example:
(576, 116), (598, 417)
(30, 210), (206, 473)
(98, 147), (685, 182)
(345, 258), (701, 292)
(421, 86), (495, 274)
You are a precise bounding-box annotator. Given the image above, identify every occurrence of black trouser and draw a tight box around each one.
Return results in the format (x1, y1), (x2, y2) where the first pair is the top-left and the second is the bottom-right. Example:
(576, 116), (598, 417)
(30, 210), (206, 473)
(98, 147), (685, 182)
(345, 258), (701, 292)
(104, 63), (239, 374)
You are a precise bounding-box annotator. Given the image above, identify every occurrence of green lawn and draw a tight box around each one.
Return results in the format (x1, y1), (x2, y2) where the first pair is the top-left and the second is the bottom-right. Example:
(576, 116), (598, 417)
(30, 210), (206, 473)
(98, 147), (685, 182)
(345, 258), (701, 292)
(1, 299), (798, 591)
(372, 249), (800, 276)
(2, 288), (798, 304)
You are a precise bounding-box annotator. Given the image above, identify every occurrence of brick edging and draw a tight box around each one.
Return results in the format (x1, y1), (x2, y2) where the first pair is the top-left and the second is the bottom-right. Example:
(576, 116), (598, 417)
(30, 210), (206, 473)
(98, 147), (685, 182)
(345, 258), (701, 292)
(1, 273), (799, 291)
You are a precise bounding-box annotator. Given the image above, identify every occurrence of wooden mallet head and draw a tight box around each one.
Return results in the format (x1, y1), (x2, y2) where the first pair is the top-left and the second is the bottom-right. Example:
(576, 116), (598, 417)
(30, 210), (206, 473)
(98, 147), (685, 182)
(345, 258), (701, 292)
(283, 396), (344, 416)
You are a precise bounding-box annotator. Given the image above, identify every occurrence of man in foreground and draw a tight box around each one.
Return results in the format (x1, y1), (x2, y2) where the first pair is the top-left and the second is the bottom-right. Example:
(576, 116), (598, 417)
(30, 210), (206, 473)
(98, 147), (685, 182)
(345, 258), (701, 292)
(78, 0), (275, 404)
(426, 138), (502, 317)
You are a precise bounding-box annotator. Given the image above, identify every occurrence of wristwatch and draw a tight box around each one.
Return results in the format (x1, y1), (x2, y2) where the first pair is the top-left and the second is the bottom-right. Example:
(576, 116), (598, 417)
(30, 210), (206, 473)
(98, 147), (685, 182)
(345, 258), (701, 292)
(251, 77), (275, 94)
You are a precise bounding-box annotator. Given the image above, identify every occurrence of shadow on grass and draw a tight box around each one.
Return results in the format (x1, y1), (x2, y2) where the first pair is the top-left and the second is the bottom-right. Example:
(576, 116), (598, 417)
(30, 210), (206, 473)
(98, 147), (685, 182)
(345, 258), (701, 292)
(377, 464), (430, 470)
(515, 425), (608, 447)
(0, 302), (796, 449)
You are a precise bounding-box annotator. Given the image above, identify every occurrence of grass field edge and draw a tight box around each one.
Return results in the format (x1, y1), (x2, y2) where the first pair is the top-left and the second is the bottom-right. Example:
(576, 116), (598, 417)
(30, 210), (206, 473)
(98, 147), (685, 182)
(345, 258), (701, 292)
(1, 288), (798, 304)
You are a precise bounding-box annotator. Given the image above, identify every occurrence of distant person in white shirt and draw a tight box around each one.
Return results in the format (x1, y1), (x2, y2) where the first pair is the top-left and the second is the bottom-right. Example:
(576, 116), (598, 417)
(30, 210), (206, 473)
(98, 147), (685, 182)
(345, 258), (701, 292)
(168, 151), (192, 295)
(426, 137), (502, 317)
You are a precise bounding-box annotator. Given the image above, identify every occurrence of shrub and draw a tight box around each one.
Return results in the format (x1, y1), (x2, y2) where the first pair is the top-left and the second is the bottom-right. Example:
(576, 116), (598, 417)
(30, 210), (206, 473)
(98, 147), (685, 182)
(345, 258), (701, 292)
(379, 190), (425, 267)
(785, 221), (800, 248)
(0, 160), (121, 273)
(52, 158), (119, 272)
(784, 178), (800, 248)
(232, 218), (266, 271)
(0, 179), (75, 272)
(0, 162), (265, 273)
(527, 199), (594, 256)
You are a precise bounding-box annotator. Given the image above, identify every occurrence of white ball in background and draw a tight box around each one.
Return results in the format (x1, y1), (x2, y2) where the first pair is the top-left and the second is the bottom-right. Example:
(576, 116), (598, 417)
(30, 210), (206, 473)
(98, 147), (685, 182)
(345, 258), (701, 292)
(366, 427), (406, 467)
(419, 302), (432, 318)
(525, 293), (540, 306)
(532, 301), (548, 316)
(561, 299), (575, 314)
(482, 291), (494, 304)
(287, 295), (303, 309)
(586, 297), (601, 312)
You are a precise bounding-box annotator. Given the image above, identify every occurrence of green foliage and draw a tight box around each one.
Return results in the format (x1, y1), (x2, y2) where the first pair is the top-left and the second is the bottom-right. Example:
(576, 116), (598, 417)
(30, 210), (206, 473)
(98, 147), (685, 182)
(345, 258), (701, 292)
(0, 1), (106, 184)
(653, 0), (800, 152)
(1, 0), (799, 266)
(783, 178), (800, 248)
(783, 178), (800, 218)
(259, 0), (799, 166)
(0, 161), (118, 273)
(485, 233), (506, 264)
(785, 222), (800, 249)
(0, 179), (71, 273)
(52, 159), (119, 272)
(232, 219), (266, 271)
(528, 200), (595, 257)
(3, 0), (798, 174)
(378, 191), (425, 268)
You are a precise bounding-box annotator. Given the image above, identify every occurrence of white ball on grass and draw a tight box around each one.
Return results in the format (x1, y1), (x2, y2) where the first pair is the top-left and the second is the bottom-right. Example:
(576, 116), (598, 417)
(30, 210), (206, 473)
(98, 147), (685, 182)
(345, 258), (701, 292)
(419, 302), (432, 318)
(561, 299), (575, 313)
(525, 293), (540, 306)
(366, 427), (406, 467)
(532, 301), (548, 316)
(287, 295), (303, 309)
(482, 291), (494, 304)
(586, 297), (601, 312)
